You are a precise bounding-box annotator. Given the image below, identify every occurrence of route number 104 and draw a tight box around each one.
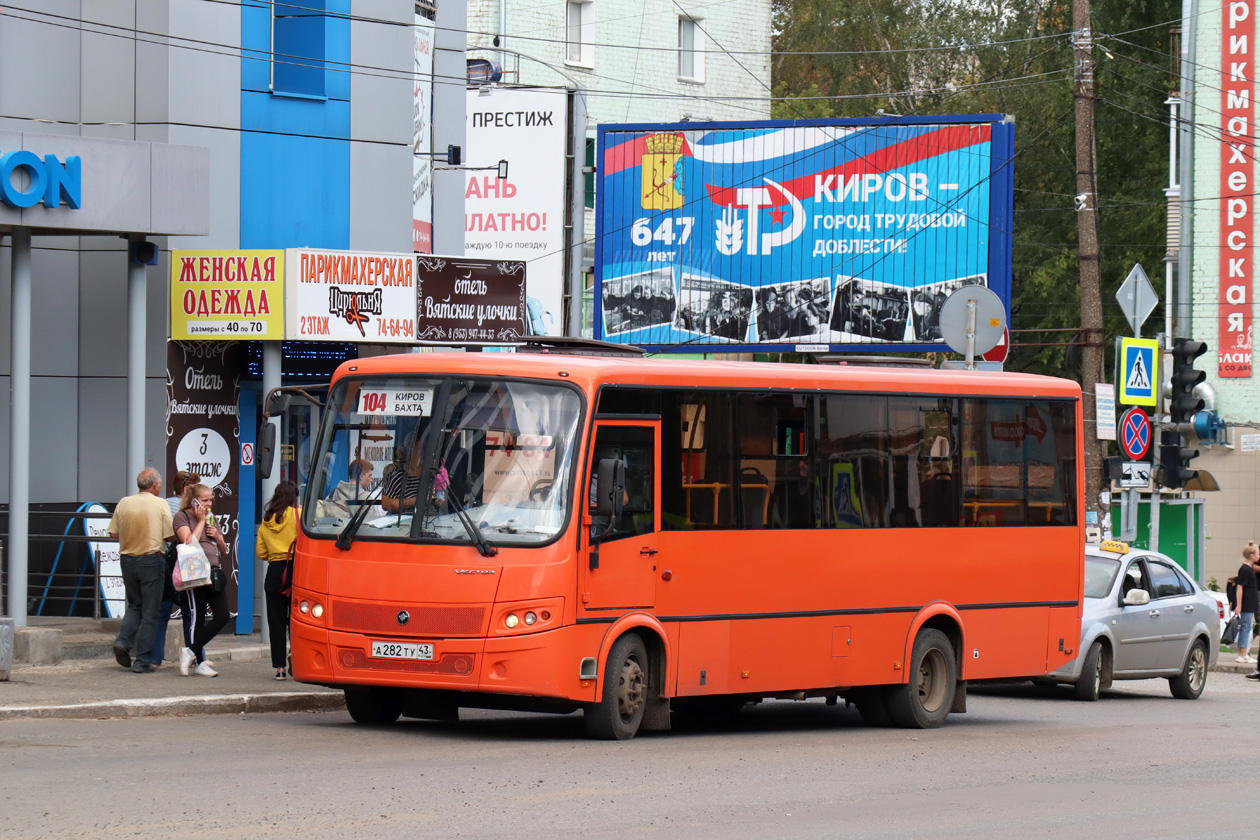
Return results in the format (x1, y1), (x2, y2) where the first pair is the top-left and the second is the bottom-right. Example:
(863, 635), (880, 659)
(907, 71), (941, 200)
(631, 217), (694, 247)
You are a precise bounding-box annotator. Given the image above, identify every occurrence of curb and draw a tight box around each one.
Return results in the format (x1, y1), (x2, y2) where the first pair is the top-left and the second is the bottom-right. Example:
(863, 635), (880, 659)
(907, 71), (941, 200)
(0, 691), (345, 721)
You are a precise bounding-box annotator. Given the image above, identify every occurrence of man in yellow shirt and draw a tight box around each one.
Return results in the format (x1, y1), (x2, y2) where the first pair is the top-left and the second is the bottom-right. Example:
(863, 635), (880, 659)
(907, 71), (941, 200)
(108, 468), (175, 673)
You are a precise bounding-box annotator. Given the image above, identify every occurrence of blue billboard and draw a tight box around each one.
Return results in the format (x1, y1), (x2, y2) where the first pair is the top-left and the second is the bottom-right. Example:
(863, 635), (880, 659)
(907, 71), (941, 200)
(594, 116), (1014, 352)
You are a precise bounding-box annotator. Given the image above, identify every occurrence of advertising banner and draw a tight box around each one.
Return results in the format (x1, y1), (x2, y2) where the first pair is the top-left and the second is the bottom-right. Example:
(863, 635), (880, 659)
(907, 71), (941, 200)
(465, 87), (568, 335)
(413, 11), (435, 253)
(1219, 0), (1255, 377)
(171, 250), (284, 340)
(595, 117), (1014, 351)
(285, 248), (417, 343)
(166, 341), (244, 608)
(416, 255), (527, 343)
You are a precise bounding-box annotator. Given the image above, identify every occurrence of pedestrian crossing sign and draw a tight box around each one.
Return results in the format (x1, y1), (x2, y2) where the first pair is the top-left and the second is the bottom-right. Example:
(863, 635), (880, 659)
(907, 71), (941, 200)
(1118, 337), (1159, 406)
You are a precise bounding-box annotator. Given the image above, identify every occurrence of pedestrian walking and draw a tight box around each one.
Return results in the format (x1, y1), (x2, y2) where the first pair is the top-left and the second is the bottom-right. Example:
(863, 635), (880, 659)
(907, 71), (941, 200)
(257, 480), (298, 680)
(1235, 542), (1258, 662)
(173, 483), (230, 677)
(151, 469), (200, 668)
(1235, 541), (1260, 681)
(107, 468), (175, 674)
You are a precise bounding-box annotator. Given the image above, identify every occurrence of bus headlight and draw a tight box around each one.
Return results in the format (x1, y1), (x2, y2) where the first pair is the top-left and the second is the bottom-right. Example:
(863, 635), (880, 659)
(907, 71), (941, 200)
(504, 613), (520, 629)
(299, 601), (310, 615)
(524, 611), (537, 626)
(311, 603), (324, 619)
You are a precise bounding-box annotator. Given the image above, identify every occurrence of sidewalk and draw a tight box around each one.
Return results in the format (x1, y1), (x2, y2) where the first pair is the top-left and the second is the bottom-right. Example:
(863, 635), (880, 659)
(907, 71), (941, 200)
(1, 631), (344, 721)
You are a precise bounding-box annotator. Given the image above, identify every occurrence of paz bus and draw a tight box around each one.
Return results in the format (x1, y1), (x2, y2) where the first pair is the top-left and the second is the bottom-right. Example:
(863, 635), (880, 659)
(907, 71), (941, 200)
(264, 340), (1083, 739)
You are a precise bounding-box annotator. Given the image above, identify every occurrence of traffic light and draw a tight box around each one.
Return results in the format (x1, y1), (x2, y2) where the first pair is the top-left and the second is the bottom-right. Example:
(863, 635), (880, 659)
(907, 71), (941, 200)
(1168, 338), (1207, 424)
(1157, 429), (1199, 490)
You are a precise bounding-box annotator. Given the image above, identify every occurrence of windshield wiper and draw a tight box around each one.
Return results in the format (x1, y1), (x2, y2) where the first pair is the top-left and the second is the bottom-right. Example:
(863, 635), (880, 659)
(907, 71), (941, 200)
(335, 485), (384, 551)
(448, 492), (497, 558)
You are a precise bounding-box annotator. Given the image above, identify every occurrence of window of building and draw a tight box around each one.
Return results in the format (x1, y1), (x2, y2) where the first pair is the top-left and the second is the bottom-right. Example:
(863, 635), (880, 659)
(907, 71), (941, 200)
(585, 137), (596, 210)
(566, 1), (594, 66)
(272, 0), (327, 98)
(678, 16), (704, 81)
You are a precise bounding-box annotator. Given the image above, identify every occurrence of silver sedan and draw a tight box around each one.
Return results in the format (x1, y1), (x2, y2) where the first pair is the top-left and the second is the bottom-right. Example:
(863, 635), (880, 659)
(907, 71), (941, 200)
(1047, 542), (1220, 701)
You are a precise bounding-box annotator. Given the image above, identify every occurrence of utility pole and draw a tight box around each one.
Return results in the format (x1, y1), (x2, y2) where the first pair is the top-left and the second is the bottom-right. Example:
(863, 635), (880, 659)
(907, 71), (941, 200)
(1073, 0), (1105, 515)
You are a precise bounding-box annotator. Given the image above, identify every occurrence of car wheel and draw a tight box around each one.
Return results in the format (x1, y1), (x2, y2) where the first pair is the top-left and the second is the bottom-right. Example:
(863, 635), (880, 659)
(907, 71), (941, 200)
(1072, 641), (1103, 702)
(1169, 639), (1208, 700)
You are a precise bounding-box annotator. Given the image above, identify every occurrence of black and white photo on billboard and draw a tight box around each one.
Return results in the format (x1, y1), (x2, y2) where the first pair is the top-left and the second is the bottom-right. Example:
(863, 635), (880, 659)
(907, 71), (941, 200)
(601, 268), (677, 336)
(908, 274), (988, 342)
(753, 277), (831, 342)
(829, 277), (912, 342)
(674, 273), (753, 341)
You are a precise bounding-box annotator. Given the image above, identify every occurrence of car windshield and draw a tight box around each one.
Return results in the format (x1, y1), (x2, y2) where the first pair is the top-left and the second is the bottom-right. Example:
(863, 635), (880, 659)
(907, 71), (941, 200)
(1084, 555), (1121, 598)
(304, 376), (583, 547)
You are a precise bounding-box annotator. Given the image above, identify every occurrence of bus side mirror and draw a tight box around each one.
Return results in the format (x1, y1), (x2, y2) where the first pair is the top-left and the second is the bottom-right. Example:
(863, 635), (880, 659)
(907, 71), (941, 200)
(257, 422), (277, 480)
(265, 390), (292, 416)
(595, 458), (625, 518)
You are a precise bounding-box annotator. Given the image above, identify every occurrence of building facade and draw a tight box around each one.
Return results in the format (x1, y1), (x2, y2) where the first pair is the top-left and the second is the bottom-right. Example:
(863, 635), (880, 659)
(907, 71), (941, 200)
(1184, 0), (1260, 583)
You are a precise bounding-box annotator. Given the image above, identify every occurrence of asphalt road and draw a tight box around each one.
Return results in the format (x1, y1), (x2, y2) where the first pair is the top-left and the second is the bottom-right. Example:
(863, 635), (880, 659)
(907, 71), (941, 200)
(3, 674), (1256, 840)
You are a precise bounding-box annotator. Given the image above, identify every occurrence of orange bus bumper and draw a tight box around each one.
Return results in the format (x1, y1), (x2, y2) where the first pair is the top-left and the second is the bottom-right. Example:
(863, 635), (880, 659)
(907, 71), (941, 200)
(291, 618), (601, 703)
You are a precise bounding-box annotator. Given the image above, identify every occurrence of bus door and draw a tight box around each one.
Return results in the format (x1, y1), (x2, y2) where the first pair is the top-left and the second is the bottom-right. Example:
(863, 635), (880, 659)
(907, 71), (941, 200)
(581, 420), (660, 611)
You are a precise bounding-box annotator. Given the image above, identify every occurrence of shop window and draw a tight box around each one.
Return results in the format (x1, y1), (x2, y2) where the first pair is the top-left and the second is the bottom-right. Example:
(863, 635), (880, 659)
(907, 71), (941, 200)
(273, 0), (327, 97)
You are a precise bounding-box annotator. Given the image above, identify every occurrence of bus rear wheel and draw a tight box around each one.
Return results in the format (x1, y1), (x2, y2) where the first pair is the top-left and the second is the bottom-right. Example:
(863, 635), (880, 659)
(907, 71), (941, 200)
(344, 686), (404, 725)
(585, 633), (648, 740)
(886, 629), (957, 729)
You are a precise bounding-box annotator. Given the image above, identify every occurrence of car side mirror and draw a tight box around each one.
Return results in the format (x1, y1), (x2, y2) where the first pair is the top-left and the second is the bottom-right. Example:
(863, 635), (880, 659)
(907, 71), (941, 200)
(595, 458), (626, 517)
(1122, 588), (1151, 606)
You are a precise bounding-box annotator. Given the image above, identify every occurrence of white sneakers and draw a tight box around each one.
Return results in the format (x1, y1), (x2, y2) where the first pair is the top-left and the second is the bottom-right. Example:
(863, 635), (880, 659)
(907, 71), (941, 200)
(1237, 654), (1256, 664)
(193, 661), (218, 677)
(179, 646), (195, 676)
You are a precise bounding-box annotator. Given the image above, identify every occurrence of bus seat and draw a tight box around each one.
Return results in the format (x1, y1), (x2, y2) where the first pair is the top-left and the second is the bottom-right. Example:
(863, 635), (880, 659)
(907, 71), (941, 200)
(739, 467), (771, 528)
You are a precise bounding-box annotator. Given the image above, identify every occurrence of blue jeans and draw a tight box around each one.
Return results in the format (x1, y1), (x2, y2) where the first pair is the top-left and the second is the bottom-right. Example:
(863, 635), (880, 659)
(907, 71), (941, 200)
(150, 600), (194, 664)
(1238, 612), (1255, 655)
(115, 554), (165, 668)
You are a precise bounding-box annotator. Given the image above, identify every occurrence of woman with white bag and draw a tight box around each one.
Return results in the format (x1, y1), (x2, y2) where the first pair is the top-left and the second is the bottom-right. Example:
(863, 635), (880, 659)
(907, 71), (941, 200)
(173, 483), (230, 677)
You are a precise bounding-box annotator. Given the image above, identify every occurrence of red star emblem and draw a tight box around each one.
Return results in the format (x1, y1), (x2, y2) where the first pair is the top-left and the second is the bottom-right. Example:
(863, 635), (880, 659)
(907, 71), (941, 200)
(768, 205), (787, 225)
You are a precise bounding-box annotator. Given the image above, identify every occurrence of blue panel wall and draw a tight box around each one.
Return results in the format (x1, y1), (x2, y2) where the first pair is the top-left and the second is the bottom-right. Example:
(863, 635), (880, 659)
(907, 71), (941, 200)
(240, 0), (350, 249)
(237, 385), (257, 634)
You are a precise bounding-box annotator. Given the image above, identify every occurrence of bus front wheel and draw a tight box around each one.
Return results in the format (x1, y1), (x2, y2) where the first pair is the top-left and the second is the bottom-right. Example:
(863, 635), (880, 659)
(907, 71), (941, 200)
(886, 629), (957, 729)
(585, 633), (648, 740)
(345, 686), (404, 725)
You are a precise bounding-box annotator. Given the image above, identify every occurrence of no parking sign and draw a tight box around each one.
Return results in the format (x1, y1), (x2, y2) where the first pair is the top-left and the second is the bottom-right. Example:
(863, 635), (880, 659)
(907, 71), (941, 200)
(1119, 407), (1151, 461)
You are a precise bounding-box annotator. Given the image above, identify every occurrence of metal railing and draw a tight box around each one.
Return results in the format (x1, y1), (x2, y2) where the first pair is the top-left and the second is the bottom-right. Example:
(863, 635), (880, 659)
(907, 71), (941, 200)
(1, 507), (119, 621)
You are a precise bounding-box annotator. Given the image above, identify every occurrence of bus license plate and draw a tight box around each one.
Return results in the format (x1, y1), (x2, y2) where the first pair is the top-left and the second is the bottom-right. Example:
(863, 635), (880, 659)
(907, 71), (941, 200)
(371, 641), (434, 661)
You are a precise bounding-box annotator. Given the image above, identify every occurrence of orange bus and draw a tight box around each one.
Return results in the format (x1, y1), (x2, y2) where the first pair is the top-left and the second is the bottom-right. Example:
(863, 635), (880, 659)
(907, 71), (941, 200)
(273, 342), (1083, 738)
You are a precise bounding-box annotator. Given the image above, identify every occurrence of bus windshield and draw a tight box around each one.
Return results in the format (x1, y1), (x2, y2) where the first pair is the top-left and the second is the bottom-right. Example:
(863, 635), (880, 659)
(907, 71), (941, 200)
(304, 375), (583, 547)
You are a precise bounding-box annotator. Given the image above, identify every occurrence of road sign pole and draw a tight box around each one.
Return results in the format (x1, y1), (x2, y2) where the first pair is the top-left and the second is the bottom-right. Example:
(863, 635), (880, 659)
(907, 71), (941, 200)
(1148, 332), (1164, 552)
(965, 300), (977, 370)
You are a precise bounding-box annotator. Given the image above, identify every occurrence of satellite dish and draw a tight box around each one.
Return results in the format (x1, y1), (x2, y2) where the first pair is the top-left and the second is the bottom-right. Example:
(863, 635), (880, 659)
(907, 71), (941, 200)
(938, 285), (1007, 357)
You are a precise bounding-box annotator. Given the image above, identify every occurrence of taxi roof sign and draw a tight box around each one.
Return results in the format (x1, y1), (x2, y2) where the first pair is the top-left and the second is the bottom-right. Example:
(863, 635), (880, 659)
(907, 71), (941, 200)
(1098, 540), (1131, 555)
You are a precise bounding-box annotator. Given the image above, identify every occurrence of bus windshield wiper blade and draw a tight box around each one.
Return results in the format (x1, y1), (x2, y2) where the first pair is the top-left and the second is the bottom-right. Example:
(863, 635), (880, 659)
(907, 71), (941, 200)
(448, 493), (497, 557)
(335, 487), (383, 551)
